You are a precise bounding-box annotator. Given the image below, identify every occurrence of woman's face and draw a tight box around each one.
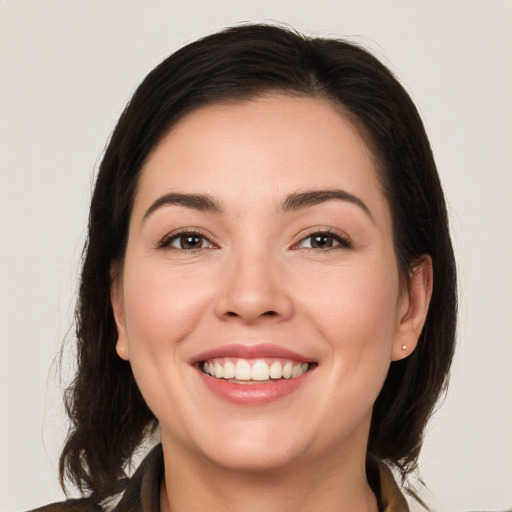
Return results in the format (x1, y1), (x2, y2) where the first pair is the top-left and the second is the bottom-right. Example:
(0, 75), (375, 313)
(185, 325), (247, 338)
(112, 95), (426, 473)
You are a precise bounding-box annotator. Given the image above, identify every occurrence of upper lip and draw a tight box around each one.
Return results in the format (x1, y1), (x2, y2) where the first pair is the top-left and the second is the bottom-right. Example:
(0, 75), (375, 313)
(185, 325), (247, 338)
(190, 343), (312, 364)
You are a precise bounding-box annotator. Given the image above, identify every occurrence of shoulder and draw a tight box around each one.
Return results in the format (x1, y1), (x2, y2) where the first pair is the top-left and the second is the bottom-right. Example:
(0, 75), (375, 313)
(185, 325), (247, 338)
(26, 497), (102, 512)
(27, 445), (164, 512)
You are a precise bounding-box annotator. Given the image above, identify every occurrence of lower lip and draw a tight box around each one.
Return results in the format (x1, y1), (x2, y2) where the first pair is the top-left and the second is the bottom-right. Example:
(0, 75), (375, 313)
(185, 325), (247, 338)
(197, 369), (312, 405)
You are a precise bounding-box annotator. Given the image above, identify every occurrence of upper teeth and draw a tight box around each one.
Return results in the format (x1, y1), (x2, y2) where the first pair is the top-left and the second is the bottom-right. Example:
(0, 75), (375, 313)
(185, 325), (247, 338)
(202, 358), (309, 382)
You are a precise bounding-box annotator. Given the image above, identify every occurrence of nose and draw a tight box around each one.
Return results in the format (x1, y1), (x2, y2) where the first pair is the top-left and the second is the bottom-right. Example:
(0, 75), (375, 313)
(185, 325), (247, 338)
(214, 248), (294, 324)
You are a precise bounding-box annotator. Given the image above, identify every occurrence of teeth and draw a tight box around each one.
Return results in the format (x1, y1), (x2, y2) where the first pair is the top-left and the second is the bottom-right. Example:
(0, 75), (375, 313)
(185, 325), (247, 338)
(234, 359), (252, 380)
(292, 363), (308, 378)
(223, 361), (235, 379)
(269, 361), (283, 379)
(251, 360), (270, 381)
(202, 358), (310, 382)
(282, 362), (293, 379)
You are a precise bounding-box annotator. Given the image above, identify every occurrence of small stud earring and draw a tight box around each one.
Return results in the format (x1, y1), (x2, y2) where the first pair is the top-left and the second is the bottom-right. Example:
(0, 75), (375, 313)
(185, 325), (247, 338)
(401, 345), (407, 352)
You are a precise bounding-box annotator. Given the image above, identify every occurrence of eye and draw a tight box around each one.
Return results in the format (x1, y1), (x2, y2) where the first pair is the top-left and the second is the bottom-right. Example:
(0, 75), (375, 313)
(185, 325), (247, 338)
(159, 231), (216, 251)
(296, 231), (351, 250)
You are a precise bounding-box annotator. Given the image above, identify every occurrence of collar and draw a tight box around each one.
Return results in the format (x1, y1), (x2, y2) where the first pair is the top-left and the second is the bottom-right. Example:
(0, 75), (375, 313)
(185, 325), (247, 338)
(367, 456), (410, 512)
(114, 445), (409, 512)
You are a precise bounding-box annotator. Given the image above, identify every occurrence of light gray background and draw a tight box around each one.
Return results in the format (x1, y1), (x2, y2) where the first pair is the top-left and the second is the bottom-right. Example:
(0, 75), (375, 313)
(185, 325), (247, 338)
(1, 1), (511, 511)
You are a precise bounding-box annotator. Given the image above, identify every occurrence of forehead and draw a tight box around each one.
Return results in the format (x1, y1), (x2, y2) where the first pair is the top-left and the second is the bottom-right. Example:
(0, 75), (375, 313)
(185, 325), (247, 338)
(135, 95), (387, 218)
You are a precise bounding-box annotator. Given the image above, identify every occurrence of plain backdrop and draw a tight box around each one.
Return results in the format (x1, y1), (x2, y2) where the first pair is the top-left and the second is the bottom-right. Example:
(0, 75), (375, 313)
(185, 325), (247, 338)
(1, 1), (511, 511)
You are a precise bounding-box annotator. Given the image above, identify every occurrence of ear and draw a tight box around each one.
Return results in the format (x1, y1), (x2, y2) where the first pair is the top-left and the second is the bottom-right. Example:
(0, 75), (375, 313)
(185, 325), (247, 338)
(110, 264), (130, 361)
(391, 256), (433, 361)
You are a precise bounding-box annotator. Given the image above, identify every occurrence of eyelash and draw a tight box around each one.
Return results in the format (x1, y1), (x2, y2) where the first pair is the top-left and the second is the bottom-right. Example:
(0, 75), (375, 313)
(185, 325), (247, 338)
(157, 229), (217, 252)
(292, 229), (351, 251)
(157, 228), (351, 252)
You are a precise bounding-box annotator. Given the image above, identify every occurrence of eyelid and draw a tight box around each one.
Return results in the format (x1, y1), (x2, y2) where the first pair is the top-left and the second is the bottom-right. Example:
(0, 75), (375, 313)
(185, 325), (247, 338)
(157, 227), (219, 250)
(289, 227), (352, 250)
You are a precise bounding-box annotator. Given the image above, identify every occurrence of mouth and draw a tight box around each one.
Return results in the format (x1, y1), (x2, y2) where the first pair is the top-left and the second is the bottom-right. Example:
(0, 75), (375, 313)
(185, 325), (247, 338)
(199, 357), (312, 384)
(192, 344), (317, 405)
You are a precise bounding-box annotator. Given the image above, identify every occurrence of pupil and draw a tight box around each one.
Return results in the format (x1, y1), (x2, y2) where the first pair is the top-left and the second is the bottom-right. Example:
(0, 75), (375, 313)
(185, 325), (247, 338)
(312, 235), (332, 248)
(181, 235), (202, 249)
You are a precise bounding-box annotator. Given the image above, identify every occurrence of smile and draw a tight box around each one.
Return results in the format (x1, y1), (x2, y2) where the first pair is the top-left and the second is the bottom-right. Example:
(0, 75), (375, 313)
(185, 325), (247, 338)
(192, 344), (316, 404)
(201, 357), (310, 383)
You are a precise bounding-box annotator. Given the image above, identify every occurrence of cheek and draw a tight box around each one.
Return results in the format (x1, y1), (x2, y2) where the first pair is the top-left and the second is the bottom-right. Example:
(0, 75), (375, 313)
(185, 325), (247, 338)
(311, 258), (397, 315)
(119, 263), (214, 424)
(297, 259), (401, 365)
(123, 264), (212, 349)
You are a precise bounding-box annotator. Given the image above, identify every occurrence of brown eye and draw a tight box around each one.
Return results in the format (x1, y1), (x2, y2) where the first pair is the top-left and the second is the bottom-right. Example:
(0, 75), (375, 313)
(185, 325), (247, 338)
(177, 235), (204, 250)
(310, 234), (334, 249)
(298, 231), (350, 250)
(160, 232), (213, 251)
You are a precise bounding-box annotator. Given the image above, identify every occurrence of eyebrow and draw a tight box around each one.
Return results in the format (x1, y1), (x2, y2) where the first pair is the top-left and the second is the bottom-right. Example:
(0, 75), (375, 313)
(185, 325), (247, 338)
(143, 192), (223, 221)
(281, 189), (374, 221)
(143, 188), (373, 222)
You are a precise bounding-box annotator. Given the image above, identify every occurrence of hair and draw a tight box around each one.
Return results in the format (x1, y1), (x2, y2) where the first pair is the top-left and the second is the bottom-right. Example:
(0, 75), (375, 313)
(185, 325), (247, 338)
(60, 23), (457, 500)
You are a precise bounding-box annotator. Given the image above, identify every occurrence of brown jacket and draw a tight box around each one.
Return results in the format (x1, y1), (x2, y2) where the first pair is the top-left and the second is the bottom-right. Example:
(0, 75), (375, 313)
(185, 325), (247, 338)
(30, 445), (409, 512)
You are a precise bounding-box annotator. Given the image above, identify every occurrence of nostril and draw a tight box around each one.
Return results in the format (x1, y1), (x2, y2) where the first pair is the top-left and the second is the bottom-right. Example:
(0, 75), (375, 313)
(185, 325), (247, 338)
(225, 310), (277, 318)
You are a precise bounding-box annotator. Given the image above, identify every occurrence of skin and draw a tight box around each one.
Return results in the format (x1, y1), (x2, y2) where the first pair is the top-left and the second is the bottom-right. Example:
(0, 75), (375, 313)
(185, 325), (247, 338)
(111, 95), (432, 512)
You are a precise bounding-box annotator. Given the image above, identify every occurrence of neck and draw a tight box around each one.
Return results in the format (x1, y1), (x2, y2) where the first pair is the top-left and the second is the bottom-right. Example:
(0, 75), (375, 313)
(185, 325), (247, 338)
(159, 438), (378, 512)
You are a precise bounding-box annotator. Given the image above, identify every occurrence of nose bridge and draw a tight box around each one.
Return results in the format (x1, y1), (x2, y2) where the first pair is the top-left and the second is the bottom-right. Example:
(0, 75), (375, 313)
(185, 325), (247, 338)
(215, 240), (293, 323)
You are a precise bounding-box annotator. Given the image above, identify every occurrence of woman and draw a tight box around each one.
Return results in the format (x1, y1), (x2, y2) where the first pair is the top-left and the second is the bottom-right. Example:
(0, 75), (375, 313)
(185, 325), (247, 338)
(34, 23), (456, 512)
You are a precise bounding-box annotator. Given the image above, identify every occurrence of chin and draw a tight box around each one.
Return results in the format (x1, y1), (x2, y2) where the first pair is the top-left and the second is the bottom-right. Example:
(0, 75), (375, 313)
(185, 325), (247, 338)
(203, 439), (306, 474)
(164, 416), (311, 474)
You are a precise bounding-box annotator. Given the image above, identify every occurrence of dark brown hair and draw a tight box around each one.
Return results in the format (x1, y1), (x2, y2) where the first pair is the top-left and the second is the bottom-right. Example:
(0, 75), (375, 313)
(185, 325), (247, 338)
(60, 23), (457, 499)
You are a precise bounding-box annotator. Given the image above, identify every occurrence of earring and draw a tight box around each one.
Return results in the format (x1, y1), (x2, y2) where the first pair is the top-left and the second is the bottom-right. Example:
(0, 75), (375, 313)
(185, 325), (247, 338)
(401, 345), (407, 352)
